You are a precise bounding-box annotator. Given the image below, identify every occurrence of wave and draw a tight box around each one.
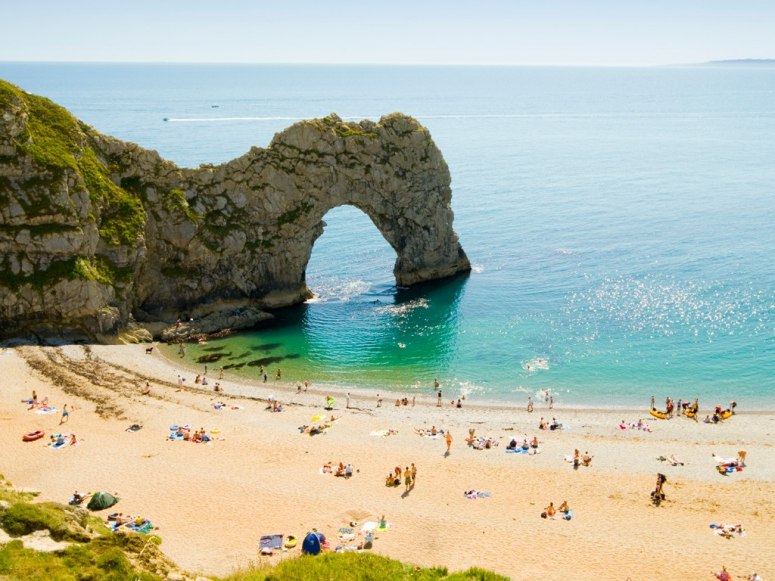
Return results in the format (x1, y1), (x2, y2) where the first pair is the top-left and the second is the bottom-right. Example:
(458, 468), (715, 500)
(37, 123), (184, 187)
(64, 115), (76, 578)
(374, 297), (429, 317)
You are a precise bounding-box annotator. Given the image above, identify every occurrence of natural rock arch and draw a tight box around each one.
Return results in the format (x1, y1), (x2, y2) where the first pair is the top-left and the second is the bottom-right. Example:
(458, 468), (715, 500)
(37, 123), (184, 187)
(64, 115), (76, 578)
(0, 79), (470, 339)
(126, 113), (471, 315)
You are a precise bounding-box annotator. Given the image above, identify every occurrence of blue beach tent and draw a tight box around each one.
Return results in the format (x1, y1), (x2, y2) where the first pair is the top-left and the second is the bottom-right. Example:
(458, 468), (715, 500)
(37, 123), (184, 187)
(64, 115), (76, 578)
(301, 531), (321, 555)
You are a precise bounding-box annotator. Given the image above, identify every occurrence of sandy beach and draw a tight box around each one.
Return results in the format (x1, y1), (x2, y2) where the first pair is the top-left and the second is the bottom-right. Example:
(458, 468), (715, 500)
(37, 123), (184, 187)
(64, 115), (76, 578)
(1, 343), (773, 580)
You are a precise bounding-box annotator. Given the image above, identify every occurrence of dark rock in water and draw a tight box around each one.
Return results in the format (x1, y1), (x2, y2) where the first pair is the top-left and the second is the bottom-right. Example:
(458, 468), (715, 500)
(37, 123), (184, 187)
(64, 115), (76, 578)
(250, 342), (281, 352)
(202, 345), (226, 352)
(246, 356), (283, 367)
(0, 79), (470, 342)
(197, 353), (225, 363)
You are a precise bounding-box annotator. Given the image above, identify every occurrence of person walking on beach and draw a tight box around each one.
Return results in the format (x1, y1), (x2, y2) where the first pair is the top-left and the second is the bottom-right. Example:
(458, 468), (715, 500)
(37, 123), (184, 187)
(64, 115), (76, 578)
(60, 404), (69, 425)
(437, 390), (442, 407)
(377, 393), (382, 408)
(404, 466), (412, 491)
(445, 430), (453, 454)
(276, 368), (282, 381)
(411, 462), (417, 484)
(346, 392), (351, 409)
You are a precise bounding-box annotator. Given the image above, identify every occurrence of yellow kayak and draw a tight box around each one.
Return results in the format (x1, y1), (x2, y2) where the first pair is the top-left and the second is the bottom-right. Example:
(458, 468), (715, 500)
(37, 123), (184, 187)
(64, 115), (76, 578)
(649, 408), (668, 420)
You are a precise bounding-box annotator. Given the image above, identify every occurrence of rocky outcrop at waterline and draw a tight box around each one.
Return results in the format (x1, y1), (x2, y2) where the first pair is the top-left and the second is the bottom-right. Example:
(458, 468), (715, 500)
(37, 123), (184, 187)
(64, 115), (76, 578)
(0, 79), (470, 342)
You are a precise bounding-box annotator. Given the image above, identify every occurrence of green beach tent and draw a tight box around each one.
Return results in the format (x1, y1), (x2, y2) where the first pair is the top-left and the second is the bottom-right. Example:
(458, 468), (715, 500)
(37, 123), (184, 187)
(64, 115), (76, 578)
(87, 491), (119, 511)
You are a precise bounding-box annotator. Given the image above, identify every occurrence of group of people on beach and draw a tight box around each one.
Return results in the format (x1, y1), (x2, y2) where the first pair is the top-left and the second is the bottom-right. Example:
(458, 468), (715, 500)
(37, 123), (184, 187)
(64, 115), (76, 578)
(322, 461), (354, 478)
(538, 417), (563, 431)
(385, 463), (417, 491)
(542, 500), (572, 520)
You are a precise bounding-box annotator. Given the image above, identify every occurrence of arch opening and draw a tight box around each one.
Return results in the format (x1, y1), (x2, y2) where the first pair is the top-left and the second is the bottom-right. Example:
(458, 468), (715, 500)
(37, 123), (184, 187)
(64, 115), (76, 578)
(304, 204), (397, 303)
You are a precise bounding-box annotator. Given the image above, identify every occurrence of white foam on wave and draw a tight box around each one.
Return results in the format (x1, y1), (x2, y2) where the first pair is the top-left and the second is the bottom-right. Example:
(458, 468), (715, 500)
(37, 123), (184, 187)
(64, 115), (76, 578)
(522, 357), (550, 372)
(471, 263), (485, 274)
(374, 297), (429, 317)
(310, 278), (371, 302)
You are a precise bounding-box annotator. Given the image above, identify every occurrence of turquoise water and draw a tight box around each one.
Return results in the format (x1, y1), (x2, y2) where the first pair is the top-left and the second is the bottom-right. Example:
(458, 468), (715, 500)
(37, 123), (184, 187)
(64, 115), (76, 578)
(2, 63), (773, 406)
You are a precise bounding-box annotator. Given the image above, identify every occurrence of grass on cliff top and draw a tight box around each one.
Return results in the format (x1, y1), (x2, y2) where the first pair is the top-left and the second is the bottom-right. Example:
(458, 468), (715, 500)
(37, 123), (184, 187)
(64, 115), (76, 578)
(223, 553), (509, 581)
(0, 79), (145, 247)
(0, 475), (163, 581)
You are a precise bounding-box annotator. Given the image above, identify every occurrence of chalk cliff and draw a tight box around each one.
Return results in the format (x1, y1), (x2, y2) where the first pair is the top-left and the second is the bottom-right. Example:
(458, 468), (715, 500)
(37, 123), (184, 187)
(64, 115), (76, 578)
(0, 80), (470, 341)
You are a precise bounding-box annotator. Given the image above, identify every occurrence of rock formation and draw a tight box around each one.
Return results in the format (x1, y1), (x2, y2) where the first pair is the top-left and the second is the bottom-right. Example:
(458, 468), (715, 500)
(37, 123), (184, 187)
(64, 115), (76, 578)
(0, 79), (470, 342)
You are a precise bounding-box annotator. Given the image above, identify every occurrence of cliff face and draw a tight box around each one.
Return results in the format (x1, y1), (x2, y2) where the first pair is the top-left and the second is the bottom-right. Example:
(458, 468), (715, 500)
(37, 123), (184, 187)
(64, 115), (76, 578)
(0, 80), (470, 341)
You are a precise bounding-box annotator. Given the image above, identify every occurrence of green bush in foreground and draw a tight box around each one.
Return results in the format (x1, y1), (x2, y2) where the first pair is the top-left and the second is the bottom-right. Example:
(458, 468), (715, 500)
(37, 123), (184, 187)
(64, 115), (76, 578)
(223, 552), (509, 581)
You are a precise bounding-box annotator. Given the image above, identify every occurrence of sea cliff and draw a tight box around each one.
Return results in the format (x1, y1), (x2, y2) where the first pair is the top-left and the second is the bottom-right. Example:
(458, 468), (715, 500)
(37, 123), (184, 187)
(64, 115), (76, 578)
(0, 80), (470, 342)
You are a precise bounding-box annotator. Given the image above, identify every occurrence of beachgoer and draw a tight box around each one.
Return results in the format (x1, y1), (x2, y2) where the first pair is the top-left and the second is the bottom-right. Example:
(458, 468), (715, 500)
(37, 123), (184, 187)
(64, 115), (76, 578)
(60, 404), (69, 425)
(650, 395), (655, 409)
(219, 367), (224, 379)
(276, 368), (282, 381)
(70, 433), (77, 446)
(573, 448), (580, 469)
(411, 462), (417, 483)
(195, 374), (201, 384)
(431, 425), (438, 436)
(445, 430), (453, 454)
(32, 390), (38, 404)
(527, 397), (533, 413)
(377, 393), (382, 407)
(558, 500), (569, 513)
(345, 463), (353, 478)
(437, 390), (442, 407)
(544, 502), (556, 518)
(456, 398), (462, 408)
(433, 378), (440, 389)
(549, 394), (554, 409)
(713, 566), (731, 581)
(263, 373), (267, 382)
(582, 451), (592, 467)
(412, 396), (415, 407)
(178, 343), (185, 357)
(404, 467), (412, 491)
(346, 392), (351, 409)
(304, 380), (309, 391)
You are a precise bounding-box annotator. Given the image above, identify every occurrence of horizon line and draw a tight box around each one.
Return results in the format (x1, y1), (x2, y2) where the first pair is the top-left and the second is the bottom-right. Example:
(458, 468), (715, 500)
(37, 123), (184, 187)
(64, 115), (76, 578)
(0, 59), (726, 68)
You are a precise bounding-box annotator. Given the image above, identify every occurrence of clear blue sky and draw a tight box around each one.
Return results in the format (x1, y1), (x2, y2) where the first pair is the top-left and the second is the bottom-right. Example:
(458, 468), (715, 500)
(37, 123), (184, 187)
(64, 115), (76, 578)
(3, 0), (774, 65)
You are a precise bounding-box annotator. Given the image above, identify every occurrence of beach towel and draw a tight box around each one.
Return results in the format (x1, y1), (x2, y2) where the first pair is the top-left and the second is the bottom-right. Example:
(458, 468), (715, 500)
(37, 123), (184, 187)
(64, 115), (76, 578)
(49, 435), (72, 449)
(465, 490), (492, 499)
(370, 429), (397, 437)
(337, 527), (355, 541)
(259, 534), (284, 550)
(35, 406), (58, 415)
(506, 448), (529, 455)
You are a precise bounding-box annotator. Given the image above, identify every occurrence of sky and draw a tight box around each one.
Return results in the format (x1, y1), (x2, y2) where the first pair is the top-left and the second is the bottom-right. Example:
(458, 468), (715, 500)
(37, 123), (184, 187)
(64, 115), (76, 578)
(2, 0), (774, 66)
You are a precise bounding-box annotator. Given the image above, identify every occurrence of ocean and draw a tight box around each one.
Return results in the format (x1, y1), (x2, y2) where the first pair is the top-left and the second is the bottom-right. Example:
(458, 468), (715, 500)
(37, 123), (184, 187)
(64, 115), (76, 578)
(1, 63), (773, 407)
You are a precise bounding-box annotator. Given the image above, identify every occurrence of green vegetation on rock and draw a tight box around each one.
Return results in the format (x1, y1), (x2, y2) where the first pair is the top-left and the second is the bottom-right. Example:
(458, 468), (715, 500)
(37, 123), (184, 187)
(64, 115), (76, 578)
(277, 201), (314, 227)
(163, 188), (200, 223)
(0, 80), (146, 247)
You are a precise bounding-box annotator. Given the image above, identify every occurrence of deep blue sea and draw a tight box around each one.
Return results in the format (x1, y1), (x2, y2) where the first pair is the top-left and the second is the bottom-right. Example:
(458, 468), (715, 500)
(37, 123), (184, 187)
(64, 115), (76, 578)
(2, 63), (773, 407)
